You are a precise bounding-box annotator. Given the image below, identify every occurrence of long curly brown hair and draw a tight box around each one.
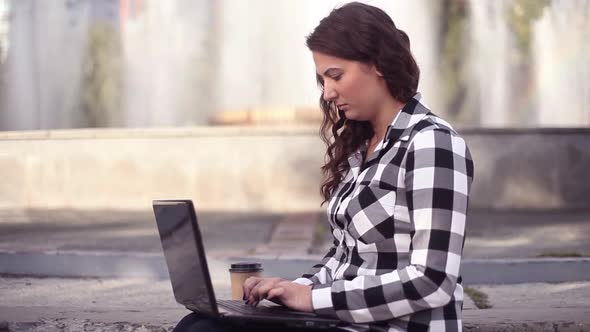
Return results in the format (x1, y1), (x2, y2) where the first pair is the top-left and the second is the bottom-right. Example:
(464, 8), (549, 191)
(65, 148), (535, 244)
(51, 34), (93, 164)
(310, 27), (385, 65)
(306, 2), (420, 204)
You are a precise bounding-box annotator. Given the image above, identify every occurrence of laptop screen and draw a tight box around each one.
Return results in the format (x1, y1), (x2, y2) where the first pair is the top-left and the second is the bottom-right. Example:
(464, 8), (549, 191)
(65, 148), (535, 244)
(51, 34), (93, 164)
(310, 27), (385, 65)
(153, 200), (218, 316)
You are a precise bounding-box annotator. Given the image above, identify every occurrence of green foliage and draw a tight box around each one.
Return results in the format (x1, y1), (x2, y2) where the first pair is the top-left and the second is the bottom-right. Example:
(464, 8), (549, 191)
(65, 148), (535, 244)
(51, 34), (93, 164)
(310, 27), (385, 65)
(80, 22), (124, 128)
(506, 0), (552, 55)
(436, 0), (552, 126)
(537, 251), (584, 258)
(464, 287), (493, 309)
(437, 0), (473, 125)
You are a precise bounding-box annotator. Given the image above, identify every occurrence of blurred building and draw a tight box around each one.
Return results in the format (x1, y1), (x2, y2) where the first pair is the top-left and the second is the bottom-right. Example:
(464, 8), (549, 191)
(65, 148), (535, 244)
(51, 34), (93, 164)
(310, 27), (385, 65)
(0, 0), (10, 63)
(0, 0), (588, 130)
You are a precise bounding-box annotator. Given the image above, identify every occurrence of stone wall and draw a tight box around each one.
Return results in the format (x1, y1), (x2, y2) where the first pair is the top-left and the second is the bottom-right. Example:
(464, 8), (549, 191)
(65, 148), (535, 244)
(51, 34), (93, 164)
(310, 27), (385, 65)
(463, 128), (590, 210)
(0, 127), (588, 213)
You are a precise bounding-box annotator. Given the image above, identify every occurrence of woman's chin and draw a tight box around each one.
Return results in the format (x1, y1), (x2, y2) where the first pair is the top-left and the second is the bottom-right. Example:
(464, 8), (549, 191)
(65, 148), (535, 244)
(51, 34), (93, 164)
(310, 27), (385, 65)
(342, 110), (357, 120)
(344, 112), (367, 122)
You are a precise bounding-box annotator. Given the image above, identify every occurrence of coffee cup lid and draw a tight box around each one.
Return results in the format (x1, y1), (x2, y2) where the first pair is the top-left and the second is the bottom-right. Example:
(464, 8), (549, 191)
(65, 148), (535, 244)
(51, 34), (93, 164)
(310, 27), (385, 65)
(229, 262), (263, 273)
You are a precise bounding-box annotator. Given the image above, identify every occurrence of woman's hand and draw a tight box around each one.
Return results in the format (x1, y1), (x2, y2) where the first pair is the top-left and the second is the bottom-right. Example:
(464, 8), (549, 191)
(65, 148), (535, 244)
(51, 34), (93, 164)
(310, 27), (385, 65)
(243, 277), (286, 305)
(243, 276), (313, 313)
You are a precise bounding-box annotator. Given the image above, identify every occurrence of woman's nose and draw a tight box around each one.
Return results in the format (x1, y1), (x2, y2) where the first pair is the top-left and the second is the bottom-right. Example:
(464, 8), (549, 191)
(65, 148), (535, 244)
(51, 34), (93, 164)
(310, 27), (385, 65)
(322, 84), (337, 102)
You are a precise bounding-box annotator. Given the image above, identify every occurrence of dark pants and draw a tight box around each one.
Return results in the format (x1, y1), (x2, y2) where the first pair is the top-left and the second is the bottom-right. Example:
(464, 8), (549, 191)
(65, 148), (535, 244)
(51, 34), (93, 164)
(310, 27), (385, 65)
(173, 312), (345, 332)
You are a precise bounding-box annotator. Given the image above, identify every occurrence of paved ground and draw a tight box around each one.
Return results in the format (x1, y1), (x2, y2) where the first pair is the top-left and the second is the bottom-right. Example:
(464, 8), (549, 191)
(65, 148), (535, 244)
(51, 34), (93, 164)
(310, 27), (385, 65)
(2, 209), (589, 259)
(0, 208), (589, 331)
(464, 209), (590, 259)
(0, 209), (281, 254)
(1, 276), (589, 331)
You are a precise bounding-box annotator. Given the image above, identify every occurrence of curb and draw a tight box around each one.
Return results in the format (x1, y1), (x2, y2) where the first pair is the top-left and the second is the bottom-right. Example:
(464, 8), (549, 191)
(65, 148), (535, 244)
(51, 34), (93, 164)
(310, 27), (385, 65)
(1, 251), (589, 285)
(253, 212), (320, 257)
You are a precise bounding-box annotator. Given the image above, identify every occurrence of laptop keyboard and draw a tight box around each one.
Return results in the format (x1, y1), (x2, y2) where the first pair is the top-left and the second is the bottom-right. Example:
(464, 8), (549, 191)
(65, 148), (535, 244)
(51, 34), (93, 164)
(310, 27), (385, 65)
(217, 299), (307, 316)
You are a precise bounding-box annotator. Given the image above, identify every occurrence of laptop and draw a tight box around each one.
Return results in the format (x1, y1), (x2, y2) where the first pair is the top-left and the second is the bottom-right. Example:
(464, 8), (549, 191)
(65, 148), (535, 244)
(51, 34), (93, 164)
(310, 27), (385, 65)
(152, 199), (342, 329)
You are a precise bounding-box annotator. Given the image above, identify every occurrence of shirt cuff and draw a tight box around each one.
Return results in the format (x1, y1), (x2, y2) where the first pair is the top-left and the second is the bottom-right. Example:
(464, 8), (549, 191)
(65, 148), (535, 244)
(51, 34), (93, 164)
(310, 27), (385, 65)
(311, 283), (337, 318)
(292, 277), (314, 286)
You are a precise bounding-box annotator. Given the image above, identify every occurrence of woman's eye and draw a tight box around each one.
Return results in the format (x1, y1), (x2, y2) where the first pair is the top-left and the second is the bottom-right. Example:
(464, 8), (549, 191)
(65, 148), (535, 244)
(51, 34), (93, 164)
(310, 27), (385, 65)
(331, 75), (342, 81)
(315, 74), (324, 86)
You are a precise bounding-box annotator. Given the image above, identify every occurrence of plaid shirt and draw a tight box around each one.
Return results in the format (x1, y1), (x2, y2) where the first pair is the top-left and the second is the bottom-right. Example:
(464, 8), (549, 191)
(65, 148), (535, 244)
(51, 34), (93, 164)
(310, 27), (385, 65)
(294, 93), (474, 332)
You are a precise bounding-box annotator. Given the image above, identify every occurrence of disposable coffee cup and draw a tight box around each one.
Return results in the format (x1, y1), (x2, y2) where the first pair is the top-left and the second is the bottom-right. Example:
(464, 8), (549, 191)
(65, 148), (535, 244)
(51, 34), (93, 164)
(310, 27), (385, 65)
(229, 262), (263, 300)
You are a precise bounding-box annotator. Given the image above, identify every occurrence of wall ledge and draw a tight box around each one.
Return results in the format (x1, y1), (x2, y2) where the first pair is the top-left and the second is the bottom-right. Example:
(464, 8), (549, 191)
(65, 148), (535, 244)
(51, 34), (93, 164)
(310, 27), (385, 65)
(0, 126), (320, 141)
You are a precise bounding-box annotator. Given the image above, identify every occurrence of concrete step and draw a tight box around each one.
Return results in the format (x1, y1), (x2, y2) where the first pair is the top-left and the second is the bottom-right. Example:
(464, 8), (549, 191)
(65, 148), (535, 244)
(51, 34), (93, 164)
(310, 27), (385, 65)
(1, 251), (589, 285)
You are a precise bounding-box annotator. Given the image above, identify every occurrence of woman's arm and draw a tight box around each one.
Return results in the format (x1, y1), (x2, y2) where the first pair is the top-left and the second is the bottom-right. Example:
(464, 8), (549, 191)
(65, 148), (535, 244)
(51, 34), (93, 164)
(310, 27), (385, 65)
(310, 128), (474, 323)
(292, 235), (340, 286)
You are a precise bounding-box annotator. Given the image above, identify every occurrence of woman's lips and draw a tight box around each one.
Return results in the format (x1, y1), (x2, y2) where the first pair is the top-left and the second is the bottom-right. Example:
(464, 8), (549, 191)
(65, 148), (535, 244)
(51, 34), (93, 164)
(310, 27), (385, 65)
(337, 104), (349, 110)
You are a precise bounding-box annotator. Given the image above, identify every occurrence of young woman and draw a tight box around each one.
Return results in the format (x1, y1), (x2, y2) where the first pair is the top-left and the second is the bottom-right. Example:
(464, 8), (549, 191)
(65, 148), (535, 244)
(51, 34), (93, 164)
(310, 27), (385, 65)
(177, 2), (474, 331)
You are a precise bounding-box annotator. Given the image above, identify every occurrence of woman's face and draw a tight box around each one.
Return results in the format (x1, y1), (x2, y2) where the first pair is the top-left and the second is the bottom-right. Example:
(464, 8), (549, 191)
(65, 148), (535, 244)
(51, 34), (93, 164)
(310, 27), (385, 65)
(312, 51), (389, 122)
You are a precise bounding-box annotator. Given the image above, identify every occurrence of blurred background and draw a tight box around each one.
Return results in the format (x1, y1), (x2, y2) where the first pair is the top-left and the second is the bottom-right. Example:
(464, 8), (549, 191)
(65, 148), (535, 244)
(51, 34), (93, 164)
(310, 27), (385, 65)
(0, 0), (588, 130)
(0, 0), (589, 213)
(0, 0), (590, 331)
(0, 3), (589, 329)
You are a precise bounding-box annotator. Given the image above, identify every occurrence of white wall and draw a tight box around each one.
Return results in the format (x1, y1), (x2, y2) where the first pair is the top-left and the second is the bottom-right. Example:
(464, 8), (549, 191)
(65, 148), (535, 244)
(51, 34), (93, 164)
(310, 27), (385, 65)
(0, 0), (91, 130)
(215, 0), (442, 114)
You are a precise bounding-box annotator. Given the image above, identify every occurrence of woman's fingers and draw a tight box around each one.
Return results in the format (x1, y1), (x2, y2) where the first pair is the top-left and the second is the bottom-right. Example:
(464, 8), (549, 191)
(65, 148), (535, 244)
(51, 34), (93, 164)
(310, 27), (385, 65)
(245, 280), (313, 311)
(244, 277), (286, 305)
(266, 287), (285, 303)
(242, 276), (262, 300)
(254, 281), (279, 302)
(250, 277), (277, 302)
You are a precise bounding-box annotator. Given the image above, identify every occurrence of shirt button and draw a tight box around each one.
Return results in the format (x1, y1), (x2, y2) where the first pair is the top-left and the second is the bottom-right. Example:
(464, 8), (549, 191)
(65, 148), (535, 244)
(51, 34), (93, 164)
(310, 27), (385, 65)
(333, 228), (343, 240)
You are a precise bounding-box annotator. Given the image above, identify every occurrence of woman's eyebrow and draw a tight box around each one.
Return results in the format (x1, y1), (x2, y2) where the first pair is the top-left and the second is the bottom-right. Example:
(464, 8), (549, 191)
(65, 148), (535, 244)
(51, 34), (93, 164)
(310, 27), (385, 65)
(317, 67), (343, 77)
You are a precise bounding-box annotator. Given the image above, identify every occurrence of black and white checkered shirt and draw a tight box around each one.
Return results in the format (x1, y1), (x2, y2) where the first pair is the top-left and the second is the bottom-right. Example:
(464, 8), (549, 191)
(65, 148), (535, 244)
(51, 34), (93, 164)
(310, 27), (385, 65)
(294, 93), (474, 332)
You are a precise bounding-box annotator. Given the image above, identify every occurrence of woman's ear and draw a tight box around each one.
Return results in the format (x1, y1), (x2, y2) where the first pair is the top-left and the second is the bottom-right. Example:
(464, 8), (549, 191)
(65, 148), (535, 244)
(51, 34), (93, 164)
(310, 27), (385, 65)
(375, 67), (384, 77)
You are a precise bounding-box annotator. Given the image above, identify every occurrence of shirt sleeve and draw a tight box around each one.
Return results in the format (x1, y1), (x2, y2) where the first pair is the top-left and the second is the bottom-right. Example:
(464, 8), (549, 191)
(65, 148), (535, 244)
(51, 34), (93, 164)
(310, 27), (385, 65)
(310, 128), (474, 323)
(293, 234), (341, 286)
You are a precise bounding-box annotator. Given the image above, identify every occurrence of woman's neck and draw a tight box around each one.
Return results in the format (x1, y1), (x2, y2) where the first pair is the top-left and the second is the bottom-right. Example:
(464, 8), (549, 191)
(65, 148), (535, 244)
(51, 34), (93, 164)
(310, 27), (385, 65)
(369, 97), (405, 142)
